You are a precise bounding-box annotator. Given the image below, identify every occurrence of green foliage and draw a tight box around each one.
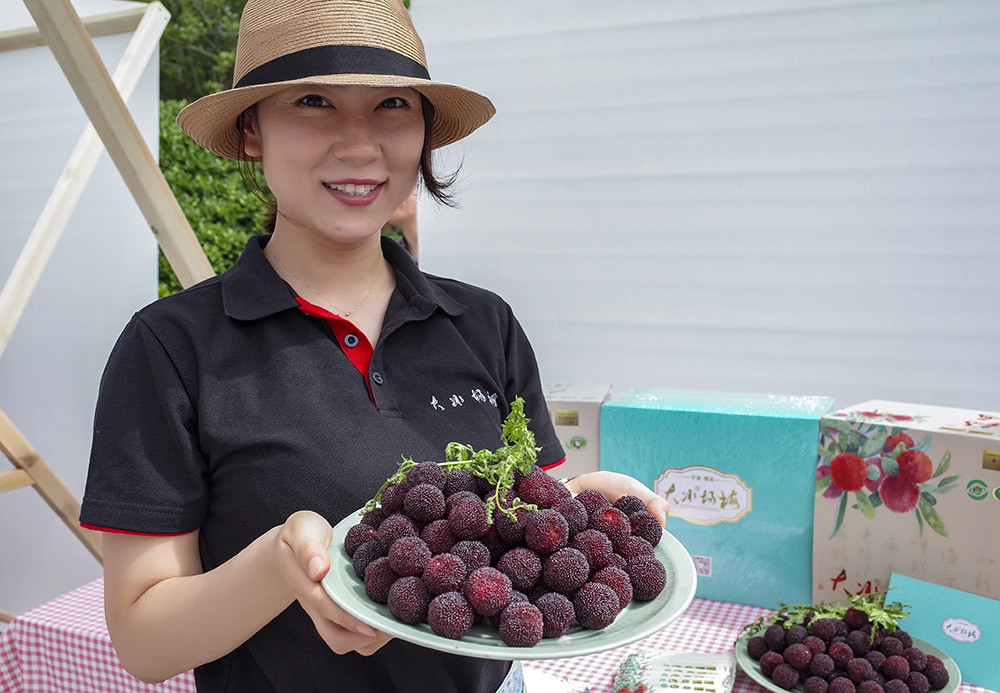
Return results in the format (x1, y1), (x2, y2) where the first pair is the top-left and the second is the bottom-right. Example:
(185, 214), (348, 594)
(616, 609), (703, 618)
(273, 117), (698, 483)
(158, 99), (267, 296)
(362, 397), (540, 523)
(153, 0), (245, 102)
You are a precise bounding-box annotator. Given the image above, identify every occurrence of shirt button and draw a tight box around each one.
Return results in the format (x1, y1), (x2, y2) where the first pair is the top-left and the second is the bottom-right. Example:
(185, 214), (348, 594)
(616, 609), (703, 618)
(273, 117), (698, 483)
(371, 371), (384, 385)
(343, 333), (359, 348)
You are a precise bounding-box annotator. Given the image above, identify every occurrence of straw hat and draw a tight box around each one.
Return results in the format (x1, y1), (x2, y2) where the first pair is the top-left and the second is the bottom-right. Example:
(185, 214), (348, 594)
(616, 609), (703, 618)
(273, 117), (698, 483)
(176, 0), (496, 160)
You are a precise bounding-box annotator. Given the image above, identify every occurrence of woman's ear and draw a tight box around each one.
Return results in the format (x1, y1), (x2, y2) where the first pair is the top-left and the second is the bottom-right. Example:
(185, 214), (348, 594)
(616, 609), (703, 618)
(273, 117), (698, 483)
(241, 108), (263, 159)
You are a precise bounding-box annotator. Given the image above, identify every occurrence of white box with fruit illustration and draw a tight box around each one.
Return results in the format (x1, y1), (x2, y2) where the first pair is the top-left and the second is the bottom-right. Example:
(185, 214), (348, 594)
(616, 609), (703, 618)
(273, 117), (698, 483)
(812, 400), (1000, 603)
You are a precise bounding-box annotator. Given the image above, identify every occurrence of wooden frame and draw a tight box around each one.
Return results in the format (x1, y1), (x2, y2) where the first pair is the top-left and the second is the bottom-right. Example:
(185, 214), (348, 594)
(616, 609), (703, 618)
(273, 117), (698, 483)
(0, 2), (171, 358)
(1, 0), (213, 621)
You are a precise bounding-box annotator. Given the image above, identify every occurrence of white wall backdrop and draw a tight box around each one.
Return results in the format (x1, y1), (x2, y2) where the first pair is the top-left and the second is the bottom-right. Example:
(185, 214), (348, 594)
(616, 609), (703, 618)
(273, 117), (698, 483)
(412, 0), (1000, 412)
(0, 0), (159, 614)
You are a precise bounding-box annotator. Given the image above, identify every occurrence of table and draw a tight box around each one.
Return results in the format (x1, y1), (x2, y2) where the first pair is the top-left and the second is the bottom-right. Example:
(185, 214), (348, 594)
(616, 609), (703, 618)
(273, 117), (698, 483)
(0, 579), (993, 693)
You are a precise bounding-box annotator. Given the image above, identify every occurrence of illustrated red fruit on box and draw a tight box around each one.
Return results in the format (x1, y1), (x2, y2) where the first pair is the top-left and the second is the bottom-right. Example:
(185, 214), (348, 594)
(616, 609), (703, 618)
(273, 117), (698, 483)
(812, 400), (1000, 603)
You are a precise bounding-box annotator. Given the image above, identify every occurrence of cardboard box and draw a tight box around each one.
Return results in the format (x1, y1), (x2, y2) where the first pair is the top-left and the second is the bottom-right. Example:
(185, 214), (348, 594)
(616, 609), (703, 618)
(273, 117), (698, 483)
(542, 383), (612, 478)
(887, 573), (1000, 691)
(812, 400), (1000, 603)
(600, 389), (834, 607)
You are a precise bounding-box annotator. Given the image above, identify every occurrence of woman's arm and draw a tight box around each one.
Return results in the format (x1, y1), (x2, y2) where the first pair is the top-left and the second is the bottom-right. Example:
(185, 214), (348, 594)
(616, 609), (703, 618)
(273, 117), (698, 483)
(564, 471), (670, 527)
(103, 510), (390, 683)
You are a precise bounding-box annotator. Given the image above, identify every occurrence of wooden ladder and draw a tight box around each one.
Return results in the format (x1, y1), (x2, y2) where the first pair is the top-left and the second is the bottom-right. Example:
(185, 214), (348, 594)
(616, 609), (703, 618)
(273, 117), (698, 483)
(0, 408), (103, 622)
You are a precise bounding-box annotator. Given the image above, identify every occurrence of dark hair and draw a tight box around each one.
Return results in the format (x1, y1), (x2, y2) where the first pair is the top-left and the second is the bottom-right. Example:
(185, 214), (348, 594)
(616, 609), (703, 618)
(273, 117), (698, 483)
(236, 94), (458, 233)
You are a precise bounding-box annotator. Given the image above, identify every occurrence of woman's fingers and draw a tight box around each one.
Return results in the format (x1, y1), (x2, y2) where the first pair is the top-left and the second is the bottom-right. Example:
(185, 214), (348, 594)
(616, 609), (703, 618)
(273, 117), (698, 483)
(569, 471), (670, 526)
(278, 510), (393, 655)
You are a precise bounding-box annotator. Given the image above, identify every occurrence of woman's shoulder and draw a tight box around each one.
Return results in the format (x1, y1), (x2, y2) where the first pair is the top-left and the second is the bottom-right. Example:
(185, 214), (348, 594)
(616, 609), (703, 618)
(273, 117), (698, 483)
(129, 274), (226, 334)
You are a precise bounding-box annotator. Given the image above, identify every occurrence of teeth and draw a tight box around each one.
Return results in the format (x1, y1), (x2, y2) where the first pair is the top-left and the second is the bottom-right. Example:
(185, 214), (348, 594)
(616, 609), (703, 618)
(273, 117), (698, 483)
(326, 183), (377, 195)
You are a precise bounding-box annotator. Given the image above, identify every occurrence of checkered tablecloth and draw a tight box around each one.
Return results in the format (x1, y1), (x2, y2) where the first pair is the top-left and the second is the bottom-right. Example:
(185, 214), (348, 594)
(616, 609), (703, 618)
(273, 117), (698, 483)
(0, 580), (194, 692)
(0, 579), (994, 693)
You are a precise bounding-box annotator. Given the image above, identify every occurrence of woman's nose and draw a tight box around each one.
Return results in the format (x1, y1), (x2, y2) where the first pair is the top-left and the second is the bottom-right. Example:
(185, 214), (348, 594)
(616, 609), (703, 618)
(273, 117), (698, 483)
(332, 116), (379, 163)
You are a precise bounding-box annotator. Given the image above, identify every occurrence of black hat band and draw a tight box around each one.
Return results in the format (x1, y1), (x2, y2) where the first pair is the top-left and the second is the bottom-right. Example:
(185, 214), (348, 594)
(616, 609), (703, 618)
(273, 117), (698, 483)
(235, 44), (431, 88)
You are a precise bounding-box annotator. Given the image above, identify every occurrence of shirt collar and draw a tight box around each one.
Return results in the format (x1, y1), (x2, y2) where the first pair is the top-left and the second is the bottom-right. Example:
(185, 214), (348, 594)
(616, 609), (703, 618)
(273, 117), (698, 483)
(221, 234), (467, 321)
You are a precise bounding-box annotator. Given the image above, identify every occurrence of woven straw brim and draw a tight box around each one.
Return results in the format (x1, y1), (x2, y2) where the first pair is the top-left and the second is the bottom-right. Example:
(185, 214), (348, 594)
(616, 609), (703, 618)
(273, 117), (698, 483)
(176, 74), (496, 160)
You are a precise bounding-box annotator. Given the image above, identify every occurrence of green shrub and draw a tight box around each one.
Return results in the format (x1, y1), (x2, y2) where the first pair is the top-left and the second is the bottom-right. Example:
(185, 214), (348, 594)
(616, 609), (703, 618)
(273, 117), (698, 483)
(158, 99), (267, 296)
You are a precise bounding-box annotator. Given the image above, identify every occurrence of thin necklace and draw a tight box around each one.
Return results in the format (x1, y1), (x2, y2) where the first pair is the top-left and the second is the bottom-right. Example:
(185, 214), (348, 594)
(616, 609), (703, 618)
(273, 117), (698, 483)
(272, 255), (382, 318)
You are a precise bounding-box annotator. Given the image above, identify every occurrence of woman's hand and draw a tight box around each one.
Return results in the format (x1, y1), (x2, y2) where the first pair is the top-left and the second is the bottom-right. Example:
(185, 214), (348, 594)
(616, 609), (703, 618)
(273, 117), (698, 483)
(277, 510), (393, 656)
(565, 471), (670, 527)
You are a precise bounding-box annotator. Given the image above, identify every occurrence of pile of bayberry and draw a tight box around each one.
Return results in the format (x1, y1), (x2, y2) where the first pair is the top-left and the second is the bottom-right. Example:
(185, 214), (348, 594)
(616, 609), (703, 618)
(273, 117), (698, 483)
(745, 607), (950, 693)
(343, 461), (668, 647)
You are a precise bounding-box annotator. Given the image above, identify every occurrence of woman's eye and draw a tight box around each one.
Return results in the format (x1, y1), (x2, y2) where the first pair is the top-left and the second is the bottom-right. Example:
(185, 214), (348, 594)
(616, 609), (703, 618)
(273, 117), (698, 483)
(380, 96), (411, 109)
(297, 94), (328, 107)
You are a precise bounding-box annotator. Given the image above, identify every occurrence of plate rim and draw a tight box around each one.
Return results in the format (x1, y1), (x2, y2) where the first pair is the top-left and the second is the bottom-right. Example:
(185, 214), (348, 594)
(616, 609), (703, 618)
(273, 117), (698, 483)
(734, 630), (962, 693)
(322, 508), (698, 660)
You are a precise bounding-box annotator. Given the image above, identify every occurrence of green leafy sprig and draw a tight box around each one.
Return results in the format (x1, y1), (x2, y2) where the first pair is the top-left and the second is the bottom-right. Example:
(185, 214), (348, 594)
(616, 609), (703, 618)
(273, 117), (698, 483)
(360, 397), (541, 523)
(738, 589), (909, 645)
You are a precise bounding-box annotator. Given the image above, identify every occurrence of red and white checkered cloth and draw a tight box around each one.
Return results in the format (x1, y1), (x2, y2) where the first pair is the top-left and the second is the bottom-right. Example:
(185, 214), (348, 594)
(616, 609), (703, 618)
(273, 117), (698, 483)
(0, 579), (194, 693)
(0, 580), (994, 693)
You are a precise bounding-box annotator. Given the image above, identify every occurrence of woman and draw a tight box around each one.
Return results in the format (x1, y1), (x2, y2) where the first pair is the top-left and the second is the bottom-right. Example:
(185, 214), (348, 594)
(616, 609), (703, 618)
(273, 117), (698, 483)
(81, 1), (668, 691)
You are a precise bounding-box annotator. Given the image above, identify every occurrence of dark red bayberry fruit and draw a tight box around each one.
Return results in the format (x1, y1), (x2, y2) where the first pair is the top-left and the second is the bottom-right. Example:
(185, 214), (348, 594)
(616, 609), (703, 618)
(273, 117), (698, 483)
(377, 513), (417, 552)
(363, 556), (399, 604)
(880, 655), (910, 681)
(760, 650), (785, 677)
(905, 672), (930, 693)
(784, 643), (813, 670)
(570, 528), (615, 569)
(408, 460), (447, 489)
(464, 566), (513, 617)
(575, 488), (611, 517)
(387, 535), (431, 577)
(498, 601), (544, 647)
(613, 494), (647, 516)
(829, 677), (857, 693)
(387, 576), (431, 625)
(422, 552), (467, 595)
(344, 523), (378, 557)
(588, 506), (631, 547)
(846, 657), (875, 684)
(420, 519), (456, 554)
(524, 509), (569, 555)
(765, 623), (788, 651)
(772, 662), (802, 690)
(351, 539), (385, 580)
(450, 540), (490, 575)
(533, 591), (575, 639)
(625, 555), (667, 601)
(628, 511), (662, 547)
(552, 496), (589, 536)
(427, 591), (475, 639)
(804, 676), (830, 693)
(447, 498), (490, 540)
(497, 547), (543, 593)
(902, 648), (927, 673)
(592, 565), (634, 611)
(404, 483), (447, 523)
(543, 547), (590, 595)
(572, 581), (620, 630)
(923, 663), (949, 691)
(810, 653), (835, 678)
(747, 635), (769, 660)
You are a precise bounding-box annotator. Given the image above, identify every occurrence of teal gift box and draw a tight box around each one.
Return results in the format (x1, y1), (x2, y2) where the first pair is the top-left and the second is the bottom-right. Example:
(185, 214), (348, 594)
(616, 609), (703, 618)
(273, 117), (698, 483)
(600, 389), (833, 607)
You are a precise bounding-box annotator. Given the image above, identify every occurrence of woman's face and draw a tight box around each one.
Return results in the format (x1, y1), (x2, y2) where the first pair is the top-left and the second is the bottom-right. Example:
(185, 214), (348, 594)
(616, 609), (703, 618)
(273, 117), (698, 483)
(243, 84), (424, 247)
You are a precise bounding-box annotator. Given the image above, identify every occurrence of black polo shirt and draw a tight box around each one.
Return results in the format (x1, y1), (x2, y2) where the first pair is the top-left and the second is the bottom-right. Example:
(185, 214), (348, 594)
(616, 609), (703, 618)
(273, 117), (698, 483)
(81, 235), (564, 693)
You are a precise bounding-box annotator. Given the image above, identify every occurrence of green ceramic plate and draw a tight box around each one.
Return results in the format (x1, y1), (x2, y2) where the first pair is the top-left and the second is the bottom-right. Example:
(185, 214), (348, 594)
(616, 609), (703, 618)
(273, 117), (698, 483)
(735, 632), (961, 693)
(322, 509), (698, 660)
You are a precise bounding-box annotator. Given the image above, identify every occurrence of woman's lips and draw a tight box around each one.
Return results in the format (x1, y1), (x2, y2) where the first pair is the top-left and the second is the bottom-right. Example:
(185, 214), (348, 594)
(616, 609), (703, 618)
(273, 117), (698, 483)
(323, 180), (383, 206)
